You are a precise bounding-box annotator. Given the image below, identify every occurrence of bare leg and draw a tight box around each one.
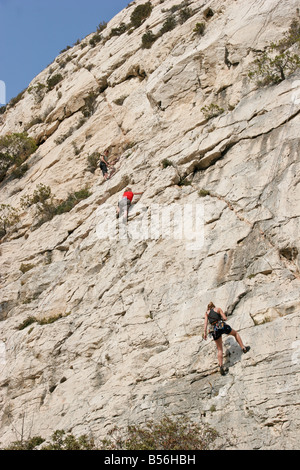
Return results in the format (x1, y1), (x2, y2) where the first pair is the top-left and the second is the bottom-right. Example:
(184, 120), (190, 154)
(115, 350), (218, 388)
(229, 329), (245, 350)
(215, 337), (223, 367)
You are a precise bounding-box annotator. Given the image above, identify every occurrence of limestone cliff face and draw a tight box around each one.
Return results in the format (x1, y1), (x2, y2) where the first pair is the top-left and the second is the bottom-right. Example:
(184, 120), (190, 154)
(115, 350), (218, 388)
(0, 0), (299, 449)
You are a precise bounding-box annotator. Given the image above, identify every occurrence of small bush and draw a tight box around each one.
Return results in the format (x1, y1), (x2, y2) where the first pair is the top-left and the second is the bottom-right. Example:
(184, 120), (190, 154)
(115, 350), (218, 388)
(46, 74), (63, 91)
(60, 45), (71, 54)
(11, 163), (28, 179)
(21, 183), (51, 208)
(179, 7), (193, 24)
(0, 204), (20, 239)
(248, 48), (300, 85)
(193, 22), (206, 36)
(5, 436), (45, 450)
(21, 184), (91, 228)
(17, 312), (70, 330)
(9, 89), (26, 108)
(25, 117), (43, 131)
(96, 21), (107, 33)
(248, 18), (300, 86)
(201, 103), (224, 119)
(198, 189), (210, 197)
(3, 416), (218, 451)
(142, 30), (157, 49)
(82, 91), (98, 118)
(99, 416), (218, 450)
(28, 83), (46, 104)
(109, 23), (127, 38)
(89, 33), (102, 47)
(130, 2), (152, 28)
(17, 316), (37, 331)
(21, 183), (91, 227)
(42, 430), (95, 450)
(87, 151), (100, 173)
(161, 158), (173, 168)
(55, 188), (91, 215)
(0, 132), (37, 182)
(160, 15), (177, 35)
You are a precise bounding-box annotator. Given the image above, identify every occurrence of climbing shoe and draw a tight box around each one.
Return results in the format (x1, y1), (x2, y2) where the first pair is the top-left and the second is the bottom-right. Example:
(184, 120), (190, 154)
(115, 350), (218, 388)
(242, 346), (250, 354)
(220, 365), (228, 376)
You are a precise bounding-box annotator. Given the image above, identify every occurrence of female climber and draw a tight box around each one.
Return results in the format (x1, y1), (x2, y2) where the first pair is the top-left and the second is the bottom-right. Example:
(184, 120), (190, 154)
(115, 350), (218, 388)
(203, 301), (250, 375)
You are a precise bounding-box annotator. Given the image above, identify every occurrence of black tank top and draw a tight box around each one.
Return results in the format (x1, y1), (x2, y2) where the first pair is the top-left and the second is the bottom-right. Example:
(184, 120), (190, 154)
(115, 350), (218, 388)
(208, 308), (221, 324)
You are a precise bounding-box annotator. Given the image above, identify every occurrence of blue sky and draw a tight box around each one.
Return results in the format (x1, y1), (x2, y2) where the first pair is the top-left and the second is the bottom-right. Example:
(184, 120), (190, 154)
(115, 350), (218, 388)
(0, 0), (130, 103)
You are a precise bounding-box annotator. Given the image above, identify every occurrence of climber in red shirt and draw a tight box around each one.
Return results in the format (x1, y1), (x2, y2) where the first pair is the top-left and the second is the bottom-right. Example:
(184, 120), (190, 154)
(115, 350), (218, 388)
(117, 187), (143, 222)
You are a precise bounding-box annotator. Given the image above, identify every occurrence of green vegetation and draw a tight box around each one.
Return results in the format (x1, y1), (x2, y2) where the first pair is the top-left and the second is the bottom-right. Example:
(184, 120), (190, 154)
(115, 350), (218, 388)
(28, 83), (46, 104)
(0, 204), (20, 239)
(198, 189), (210, 197)
(55, 189), (91, 215)
(140, 2), (198, 49)
(86, 151), (100, 173)
(161, 158), (173, 168)
(17, 316), (37, 330)
(142, 30), (157, 49)
(9, 89), (27, 108)
(201, 103), (224, 120)
(46, 74), (63, 91)
(0, 132), (37, 182)
(141, 14), (177, 49)
(11, 163), (29, 179)
(21, 183), (91, 228)
(3, 416), (218, 450)
(42, 430), (95, 450)
(178, 7), (193, 24)
(193, 22), (206, 36)
(82, 91), (98, 118)
(100, 416), (218, 450)
(248, 19), (300, 86)
(160, 15), (177, 35)
(21, 183), (51, 208)
(89, 33), (102, 47)
(130, 2), (153, 28)
(110, 23), (127, 37)
(5, 436), (45, 450)
(96, 21), (107, 33)
(17, 312), (70, 331)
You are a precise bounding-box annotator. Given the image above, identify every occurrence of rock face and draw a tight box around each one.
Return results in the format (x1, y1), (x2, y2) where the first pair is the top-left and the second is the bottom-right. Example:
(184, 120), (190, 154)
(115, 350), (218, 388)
(0, 0), (299, 450)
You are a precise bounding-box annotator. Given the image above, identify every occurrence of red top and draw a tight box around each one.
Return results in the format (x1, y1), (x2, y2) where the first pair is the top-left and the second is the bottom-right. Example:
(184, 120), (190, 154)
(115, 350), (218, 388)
(123, 191), (133, 202)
